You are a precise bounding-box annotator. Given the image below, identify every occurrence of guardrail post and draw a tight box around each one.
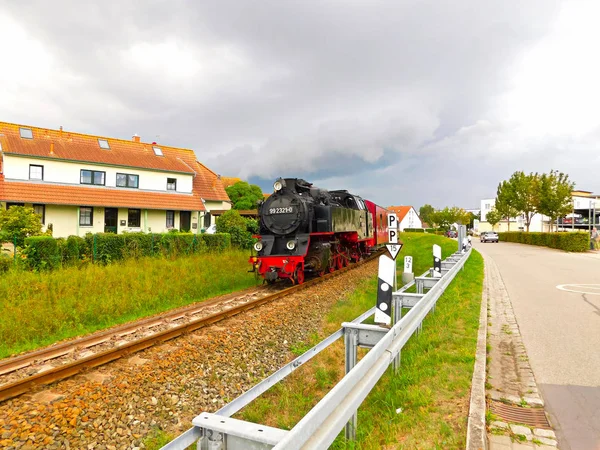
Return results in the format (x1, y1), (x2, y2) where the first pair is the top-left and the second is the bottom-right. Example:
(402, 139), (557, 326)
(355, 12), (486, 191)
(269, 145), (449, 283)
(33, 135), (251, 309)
(392, 295), (402, 373)
(344, 328), (358, 441)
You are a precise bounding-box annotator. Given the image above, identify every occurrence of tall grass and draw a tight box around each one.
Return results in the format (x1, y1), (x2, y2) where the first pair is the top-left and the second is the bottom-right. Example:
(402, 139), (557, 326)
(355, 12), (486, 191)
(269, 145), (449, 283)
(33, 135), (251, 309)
(237, 233), (483, 448)
(0, 250), (257, 359)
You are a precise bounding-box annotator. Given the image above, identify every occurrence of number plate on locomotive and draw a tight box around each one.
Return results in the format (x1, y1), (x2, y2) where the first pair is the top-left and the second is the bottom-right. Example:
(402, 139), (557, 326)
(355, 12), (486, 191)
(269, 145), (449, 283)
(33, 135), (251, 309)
(269, 207), (294, 214)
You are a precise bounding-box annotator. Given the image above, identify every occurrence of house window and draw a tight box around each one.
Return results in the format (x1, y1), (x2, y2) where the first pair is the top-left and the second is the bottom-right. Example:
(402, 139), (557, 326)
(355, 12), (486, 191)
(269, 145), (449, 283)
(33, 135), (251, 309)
(153, 146), (163, 156)
(19, 128), (33, 139)
(81, 169), (105, 185)
(98, 139), (110, 149)
(117, 173), (139, 188)
(166, 210), (175, 228)
(79, 207), (93, 226)
(29, 165), (44, 180)
(6, 203), (24, 210)
(128, 209), (141, 227)
(167, 178), (177, 191)
(203, 212), (211, 229)
(33, 204), (45, 224)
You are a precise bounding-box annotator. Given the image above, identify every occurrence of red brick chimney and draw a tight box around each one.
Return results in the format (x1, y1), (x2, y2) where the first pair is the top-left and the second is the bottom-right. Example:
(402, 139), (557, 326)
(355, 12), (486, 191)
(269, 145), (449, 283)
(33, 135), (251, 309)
(132, 134), (140, 143)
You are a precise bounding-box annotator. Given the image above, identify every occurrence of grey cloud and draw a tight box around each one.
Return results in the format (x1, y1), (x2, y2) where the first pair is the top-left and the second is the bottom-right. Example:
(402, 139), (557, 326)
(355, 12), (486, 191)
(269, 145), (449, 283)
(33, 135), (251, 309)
(0, 0), (575, 208)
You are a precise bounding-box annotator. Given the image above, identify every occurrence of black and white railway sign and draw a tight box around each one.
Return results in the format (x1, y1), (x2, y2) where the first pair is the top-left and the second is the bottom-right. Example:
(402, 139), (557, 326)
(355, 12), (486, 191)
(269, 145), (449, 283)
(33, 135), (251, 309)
(375, 254), (396, 325)
(386, 243), (403, 260)
(387, 213), (398, 244)
(433, 244), (442, 278)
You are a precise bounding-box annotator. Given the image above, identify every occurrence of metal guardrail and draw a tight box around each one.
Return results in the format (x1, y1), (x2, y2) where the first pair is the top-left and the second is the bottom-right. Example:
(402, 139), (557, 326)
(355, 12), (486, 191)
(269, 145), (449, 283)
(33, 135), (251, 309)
(162, 246), (472, 450)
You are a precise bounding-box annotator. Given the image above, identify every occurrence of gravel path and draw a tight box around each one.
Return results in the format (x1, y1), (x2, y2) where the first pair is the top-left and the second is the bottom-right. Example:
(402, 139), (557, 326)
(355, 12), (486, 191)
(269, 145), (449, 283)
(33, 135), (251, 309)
(0, 260), (377, 449)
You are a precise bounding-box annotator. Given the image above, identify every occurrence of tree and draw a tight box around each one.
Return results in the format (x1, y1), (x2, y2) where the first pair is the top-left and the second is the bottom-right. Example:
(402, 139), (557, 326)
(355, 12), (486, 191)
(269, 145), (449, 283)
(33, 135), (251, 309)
(429, 206), (469, 230)
(538, 170), (574, 232)
(0, 206), (43, 247)
(485, 208), (502, 231)
(225, 181), (264, 210)
(508, 171), (540, 232)
(495, 180), (519, 231)
(419, 204), (435, 226)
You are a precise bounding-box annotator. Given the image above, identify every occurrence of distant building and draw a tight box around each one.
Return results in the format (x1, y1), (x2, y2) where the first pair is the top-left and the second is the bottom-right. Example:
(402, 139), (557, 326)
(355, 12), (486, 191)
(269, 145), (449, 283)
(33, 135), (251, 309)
(0, 122), (231, 238)
(387, 205), (423, 231)
(478, 192), (600, 232)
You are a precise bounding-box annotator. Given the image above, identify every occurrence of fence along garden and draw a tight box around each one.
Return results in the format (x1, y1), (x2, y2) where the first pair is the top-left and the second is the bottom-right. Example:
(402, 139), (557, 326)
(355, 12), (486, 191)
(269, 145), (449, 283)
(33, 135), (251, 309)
(1, 232), (231, 272)
(162, 239), (472, 450)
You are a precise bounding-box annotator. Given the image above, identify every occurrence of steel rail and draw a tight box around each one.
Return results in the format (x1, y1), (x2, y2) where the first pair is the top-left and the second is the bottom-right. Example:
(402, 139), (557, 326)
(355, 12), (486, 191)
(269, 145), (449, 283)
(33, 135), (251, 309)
(0, 286), (266, 377)
(0, 251), (381, 403)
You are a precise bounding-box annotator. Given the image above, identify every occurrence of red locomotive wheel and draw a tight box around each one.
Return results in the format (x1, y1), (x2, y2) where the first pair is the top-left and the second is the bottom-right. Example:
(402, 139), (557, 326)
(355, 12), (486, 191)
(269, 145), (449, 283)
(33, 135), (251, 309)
(295, 268), (305, 284)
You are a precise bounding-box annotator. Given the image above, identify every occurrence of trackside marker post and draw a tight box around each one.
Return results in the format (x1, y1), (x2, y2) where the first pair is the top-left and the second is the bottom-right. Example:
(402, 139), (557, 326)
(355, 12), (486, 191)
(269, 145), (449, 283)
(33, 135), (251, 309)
(375, 254), (396, 325)
(401, 255), (414, 284)
(433, 244), (442, 278)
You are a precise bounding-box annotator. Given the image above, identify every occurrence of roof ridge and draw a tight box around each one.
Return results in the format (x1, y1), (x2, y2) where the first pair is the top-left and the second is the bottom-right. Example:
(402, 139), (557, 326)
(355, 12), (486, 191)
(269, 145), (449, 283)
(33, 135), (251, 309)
(0, 121), (196, 153)
(195, 160), (219, 178)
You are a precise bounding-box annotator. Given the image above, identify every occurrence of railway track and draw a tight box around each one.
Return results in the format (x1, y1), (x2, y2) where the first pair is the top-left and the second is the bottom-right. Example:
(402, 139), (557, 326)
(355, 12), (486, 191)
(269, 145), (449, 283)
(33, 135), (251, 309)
(0, 251), (381, 403)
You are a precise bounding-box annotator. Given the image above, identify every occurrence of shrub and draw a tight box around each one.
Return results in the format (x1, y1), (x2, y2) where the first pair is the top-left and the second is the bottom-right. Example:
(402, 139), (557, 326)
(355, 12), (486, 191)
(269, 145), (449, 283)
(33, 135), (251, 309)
(86, 233), (125, 264)
(201, 233), (231, 251)
(216, 210), (255, 248)
(64, 235), (88, 265)
(0, 254), (12, 274)
(404, 228), (424, 233)
(23, 236), (60, 270)
(0, 206), (43, 247)
(13, 231), (232, 271)
(498, 231), (589, 252)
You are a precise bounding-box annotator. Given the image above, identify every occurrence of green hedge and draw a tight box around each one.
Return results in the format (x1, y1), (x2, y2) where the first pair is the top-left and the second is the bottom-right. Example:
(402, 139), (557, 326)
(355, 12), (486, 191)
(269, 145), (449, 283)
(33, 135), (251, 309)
(21, 232), (231, 270)
(498, 232), (590, 252)
(23, 236), (61, 270)
(404, 228), (425, 233)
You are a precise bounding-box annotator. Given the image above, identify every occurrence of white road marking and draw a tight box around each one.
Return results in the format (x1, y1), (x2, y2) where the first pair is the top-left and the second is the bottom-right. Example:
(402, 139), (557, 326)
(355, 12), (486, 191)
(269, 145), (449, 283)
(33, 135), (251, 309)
(556, 284), (600, 295)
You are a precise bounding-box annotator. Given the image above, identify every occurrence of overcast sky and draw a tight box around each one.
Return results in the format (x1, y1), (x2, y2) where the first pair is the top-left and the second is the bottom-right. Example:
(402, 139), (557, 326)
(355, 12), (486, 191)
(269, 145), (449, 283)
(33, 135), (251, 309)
(1, 0), (599, 209)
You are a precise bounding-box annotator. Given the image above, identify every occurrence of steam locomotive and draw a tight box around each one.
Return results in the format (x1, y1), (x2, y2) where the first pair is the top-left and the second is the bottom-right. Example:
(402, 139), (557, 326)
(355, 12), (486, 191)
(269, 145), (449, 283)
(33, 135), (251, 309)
(249, 178), (390, 284)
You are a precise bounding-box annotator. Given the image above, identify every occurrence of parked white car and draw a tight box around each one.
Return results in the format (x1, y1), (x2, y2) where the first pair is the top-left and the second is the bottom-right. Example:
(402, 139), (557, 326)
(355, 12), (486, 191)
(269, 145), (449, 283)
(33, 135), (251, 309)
(480, 231), (498, 243)
(205, 224), (217, 234)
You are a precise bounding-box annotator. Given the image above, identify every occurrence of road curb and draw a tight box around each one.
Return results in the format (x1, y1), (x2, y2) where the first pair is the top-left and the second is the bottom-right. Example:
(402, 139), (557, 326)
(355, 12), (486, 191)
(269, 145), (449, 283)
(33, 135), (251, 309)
(466, 250), (488, 450)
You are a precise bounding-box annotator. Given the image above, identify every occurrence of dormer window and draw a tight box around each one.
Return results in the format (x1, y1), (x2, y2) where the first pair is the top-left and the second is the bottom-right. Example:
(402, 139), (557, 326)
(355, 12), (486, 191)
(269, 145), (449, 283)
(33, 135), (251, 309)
(153, 146), (163, 156)
(20, 128), (33, 139)
(98, 139), (110, 149)
(167, 178), (177, 191)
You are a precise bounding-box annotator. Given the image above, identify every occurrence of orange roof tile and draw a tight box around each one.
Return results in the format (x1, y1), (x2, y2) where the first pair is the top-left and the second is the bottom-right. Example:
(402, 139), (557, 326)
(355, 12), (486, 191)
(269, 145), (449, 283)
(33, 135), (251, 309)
(191, 162), (230, 202)
(1, 180), (204, 211)
(221, 177), (242, 188)
(387, 205), (414, 222)
(0, 122), (196, 174)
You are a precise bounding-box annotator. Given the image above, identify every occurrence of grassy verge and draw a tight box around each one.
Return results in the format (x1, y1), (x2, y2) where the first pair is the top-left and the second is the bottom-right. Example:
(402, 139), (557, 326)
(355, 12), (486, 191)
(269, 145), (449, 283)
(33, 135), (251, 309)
(0, 250), (257, 359)
(237, 233), (484, 449)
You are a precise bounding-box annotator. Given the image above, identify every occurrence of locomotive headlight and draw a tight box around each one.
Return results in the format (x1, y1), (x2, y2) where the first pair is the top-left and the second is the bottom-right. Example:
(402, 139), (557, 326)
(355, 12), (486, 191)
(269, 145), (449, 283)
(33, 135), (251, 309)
(254, 241), (263, 252)
(286, 240), (296, 250)
(273, 181), (283, 192)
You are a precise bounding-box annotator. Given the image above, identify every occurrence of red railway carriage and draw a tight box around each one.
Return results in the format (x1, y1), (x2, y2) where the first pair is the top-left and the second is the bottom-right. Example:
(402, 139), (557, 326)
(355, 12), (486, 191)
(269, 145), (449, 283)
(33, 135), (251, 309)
(364, 199), (389, 247)
(249, 178), (390, 284)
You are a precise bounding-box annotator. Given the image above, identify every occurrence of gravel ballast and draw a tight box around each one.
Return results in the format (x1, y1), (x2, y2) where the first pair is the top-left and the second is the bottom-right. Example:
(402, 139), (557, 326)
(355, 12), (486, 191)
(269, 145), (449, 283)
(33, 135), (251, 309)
(0, 260), (378, 449)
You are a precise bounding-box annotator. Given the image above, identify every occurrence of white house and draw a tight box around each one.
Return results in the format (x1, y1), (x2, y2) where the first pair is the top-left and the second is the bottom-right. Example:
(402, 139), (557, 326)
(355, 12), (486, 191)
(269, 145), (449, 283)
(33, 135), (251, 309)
(0, 122), (231, 238)
(387, 205), (423, 231)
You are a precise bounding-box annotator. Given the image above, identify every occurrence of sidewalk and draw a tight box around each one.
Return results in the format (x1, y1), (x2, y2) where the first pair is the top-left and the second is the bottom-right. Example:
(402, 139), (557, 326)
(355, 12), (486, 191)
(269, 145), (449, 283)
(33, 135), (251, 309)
(482, 252), (559, 450)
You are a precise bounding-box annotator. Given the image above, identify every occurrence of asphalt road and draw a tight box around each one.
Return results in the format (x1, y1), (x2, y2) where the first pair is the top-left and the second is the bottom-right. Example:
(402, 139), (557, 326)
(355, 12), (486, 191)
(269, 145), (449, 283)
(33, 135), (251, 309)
(473, 240), (600, 450)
